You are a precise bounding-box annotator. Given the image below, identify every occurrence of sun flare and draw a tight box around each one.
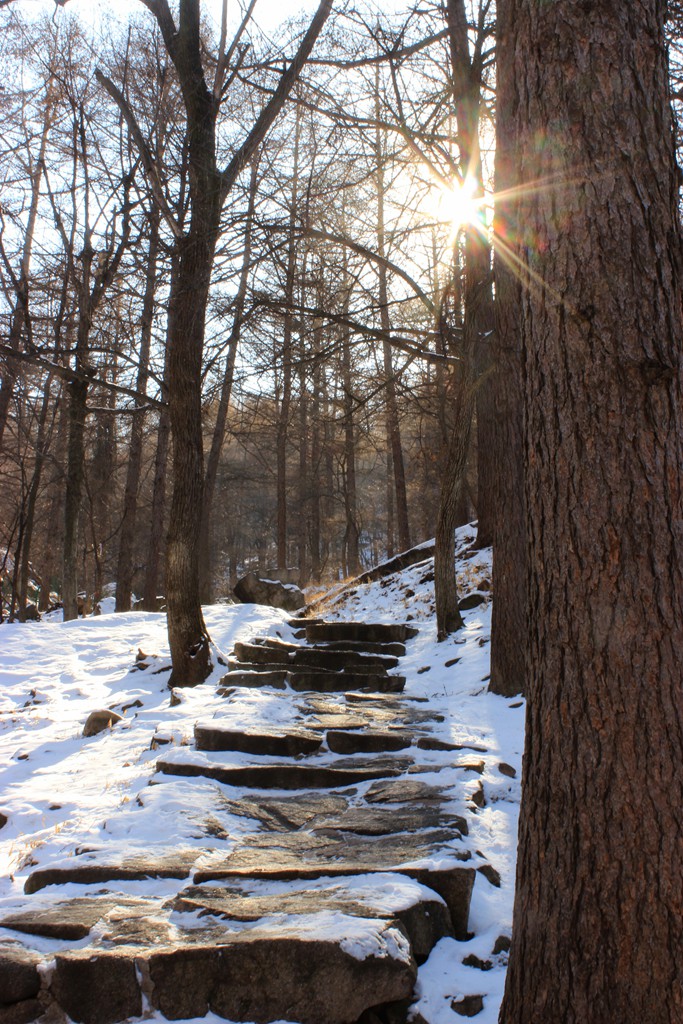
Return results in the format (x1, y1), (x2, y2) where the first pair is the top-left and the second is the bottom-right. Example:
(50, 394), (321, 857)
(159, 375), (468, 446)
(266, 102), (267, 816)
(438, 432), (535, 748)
(439, 177), (485, 235)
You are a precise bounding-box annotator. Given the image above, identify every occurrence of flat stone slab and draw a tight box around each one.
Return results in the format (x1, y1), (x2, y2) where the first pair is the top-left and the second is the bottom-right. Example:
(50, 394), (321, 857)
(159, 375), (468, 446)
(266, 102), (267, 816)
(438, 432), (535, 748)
(215, 792), (350, 832)
(312, 640), (407, 657)
(193, 831), (474, 939)
(45, 921), (415, 1024)
(326, 730), (412, 754)
(287, 671), (406, 694)
(305, 622), (418, 644)
(313, 805), (468, 838)
(156, 756), (403, 790)
(364, 779), (446, 803)
(218, 669), (287, 690)
(195, 723), (322, 757)
(291, 648), (399, 671)
(233, 642), (292, 666)
(171, 875), (453, 963)
(0, 896), (162, 941)
(24, 849), (203, 895)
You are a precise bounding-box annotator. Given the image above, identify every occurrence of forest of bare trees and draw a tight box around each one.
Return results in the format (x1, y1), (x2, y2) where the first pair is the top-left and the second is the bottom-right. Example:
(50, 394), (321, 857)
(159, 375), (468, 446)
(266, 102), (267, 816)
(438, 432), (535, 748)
(0, 2), (491, 650)
(3, 1), (683, 1019)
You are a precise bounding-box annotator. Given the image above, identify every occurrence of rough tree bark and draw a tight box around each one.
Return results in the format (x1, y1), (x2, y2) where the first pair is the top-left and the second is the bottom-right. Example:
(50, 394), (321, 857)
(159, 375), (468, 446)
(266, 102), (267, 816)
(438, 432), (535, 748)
(499, 1), (683, 1020)
(487, 0), (526, 697)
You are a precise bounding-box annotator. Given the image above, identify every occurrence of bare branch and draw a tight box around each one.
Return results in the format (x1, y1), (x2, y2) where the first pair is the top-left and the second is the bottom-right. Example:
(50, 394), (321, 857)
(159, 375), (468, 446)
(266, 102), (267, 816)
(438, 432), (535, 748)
(0, 345), (167, 409)
(94, 69), (182, 240)
(214, 0), (257, 101)
(220, 0), (333, 200)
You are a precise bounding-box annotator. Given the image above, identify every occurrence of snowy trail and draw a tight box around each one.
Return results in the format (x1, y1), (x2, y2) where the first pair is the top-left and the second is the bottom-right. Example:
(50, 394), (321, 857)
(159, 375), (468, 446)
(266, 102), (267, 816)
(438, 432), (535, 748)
(0, 527), (524, 1024)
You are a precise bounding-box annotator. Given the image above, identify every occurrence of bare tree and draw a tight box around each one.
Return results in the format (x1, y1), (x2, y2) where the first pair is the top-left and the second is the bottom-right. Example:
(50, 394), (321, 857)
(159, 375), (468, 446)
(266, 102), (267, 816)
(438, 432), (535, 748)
(98, 0), (333, 685)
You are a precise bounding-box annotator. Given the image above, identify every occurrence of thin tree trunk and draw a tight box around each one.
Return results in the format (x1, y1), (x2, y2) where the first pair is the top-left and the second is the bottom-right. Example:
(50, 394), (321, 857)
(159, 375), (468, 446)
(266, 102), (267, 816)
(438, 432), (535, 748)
(18, 374), (58, 620)
(309, 318), (322, 583)
(276, 118), (300, 571)
(297, 320), (309, 587)
(116, 207), (160, 611)
(199, 159), (259, 602)
(0, 80), (55, 451)
(433, 0), (490, 637)
(142, 357), (171, 612)
(341, 320), (360, 576)
(385, 447), (395, 559)
(375, 74), (411, 554)
(499, 1), (683, 1019)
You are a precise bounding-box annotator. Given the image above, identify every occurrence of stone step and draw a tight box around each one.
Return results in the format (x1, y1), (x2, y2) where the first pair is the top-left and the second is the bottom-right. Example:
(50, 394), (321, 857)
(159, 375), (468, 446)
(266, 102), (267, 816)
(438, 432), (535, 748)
(193, 830), (475, 939)
(24, 848), (204, 894)
(305, 622), (419, 644)
(241, 638), (400, 672)
(170, 874), (453, 964)
(312, 639), (407, 657)
(156, 755), (405, 790)
(1, 873), (451, 969)
(287, 671), (406, 694)
(290, 647), (399, 671)
(218, 668), (288, 690)
(233, 641), (292, 665)
(47, 922), (416, 1024)
(194, 722), (322, 756)
(326, 729), (412, 754)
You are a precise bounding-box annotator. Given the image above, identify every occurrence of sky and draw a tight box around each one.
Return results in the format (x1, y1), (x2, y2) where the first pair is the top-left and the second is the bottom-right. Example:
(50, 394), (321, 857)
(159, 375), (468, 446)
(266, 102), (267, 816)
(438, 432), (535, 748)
(13, 0), (343, 36)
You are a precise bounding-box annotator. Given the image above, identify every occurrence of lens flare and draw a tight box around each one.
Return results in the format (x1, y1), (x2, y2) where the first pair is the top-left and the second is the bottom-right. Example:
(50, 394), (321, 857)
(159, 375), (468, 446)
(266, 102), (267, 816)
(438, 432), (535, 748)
(440, 176), (484, 234)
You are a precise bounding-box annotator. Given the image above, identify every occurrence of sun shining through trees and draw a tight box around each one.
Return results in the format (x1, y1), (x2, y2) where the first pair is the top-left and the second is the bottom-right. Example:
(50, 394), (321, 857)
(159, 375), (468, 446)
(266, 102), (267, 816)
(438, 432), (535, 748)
(436, 175), (489, 241)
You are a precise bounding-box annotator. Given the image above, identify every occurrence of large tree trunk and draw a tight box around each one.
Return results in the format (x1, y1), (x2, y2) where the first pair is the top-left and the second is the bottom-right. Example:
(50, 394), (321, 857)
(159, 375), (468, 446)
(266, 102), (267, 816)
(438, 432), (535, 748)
(499, 1), (683, 1021)
(488, 0), (526, 697)
(165, 215), (218, 686)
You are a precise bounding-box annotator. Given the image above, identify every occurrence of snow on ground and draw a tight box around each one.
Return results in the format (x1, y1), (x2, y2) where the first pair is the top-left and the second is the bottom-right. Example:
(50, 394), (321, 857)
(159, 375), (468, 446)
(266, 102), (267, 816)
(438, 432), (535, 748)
(0, 523), (524, 1024)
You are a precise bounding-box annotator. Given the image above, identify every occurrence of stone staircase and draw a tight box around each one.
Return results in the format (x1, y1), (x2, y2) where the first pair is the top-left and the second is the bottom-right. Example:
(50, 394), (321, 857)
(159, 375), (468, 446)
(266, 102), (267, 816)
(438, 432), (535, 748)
(0, 619), (483, 1024)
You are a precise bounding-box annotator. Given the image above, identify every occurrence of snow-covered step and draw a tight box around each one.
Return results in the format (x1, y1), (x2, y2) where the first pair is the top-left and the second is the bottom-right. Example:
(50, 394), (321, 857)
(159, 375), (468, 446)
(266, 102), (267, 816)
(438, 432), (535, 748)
(194, 722), (322, 756)
(23, 847), (205, 894)
(193, 830), (475, 940)
(170, 873), (454, 964)
(29, 918), (417, 1024)
(311, 639), (408, 657)
(155, 751), (407, 789)
(326, 728), (412, 754)
(305, 622), (419, 644)
(233, 641), (292, 665)
(290, 647), (399, 671)
(287, 670), (406, 694)
(217, 667), (288, 690)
